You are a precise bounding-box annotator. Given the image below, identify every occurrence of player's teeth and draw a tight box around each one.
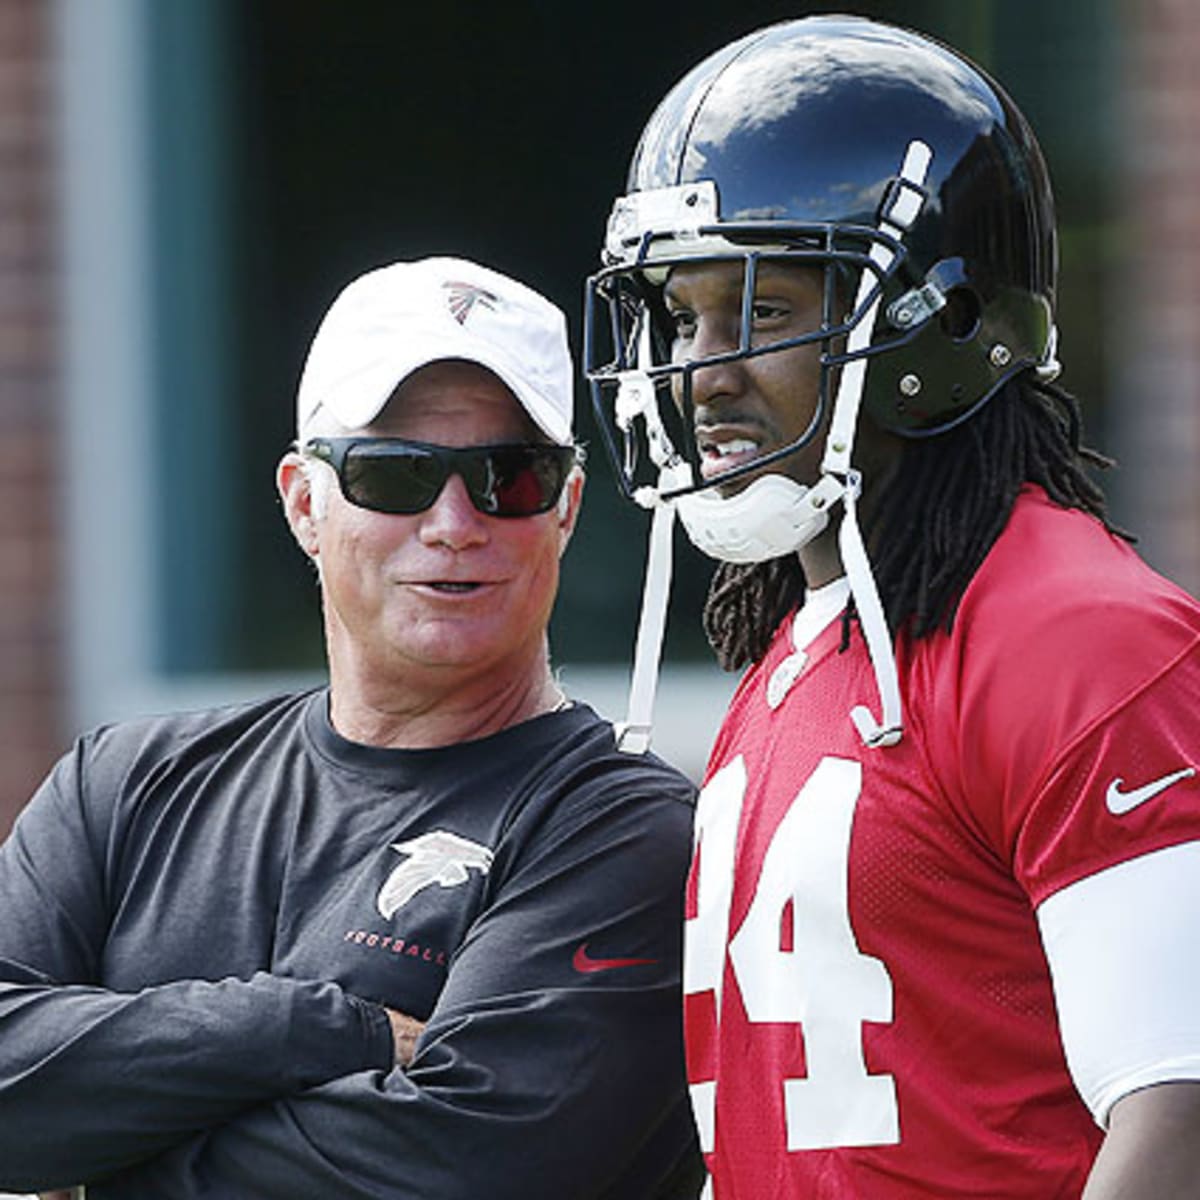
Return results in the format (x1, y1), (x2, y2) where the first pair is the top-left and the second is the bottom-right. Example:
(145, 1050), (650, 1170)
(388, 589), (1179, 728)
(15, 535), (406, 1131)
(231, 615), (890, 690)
(716, 439), (759, 456)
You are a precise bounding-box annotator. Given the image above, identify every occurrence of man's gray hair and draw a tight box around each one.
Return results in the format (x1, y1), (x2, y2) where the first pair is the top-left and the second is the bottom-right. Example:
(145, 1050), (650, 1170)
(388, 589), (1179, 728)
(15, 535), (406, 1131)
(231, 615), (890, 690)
(297, 407), (353, 520)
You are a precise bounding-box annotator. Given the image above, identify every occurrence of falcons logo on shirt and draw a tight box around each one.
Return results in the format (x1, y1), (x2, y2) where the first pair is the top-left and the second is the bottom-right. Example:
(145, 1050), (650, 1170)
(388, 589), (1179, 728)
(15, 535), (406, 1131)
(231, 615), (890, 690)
(377, 830), (494, 920)
(443, 281), (500, 325)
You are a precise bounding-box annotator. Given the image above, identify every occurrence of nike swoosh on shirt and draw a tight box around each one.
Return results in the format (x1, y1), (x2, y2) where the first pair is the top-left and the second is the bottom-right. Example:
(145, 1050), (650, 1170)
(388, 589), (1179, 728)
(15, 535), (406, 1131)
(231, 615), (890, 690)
(1105, 767), (1196, 815)
(572, 942), (658, 974)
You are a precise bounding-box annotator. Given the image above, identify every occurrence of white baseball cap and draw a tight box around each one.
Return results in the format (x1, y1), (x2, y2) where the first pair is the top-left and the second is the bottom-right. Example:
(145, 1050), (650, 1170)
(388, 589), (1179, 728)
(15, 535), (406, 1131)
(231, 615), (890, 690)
(296, 256), (574, 445)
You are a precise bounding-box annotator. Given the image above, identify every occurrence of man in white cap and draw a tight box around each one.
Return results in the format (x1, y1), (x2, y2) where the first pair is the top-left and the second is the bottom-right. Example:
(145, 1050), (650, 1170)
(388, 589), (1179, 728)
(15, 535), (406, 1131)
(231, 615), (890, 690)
(0, 258), (703, 1199)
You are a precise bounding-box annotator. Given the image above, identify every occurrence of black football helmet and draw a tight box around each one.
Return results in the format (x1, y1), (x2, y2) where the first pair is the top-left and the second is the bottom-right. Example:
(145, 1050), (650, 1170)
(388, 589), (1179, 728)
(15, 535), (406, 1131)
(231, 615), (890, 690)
(585, 14), (1060, 513)
(590, 15), (1063, 751)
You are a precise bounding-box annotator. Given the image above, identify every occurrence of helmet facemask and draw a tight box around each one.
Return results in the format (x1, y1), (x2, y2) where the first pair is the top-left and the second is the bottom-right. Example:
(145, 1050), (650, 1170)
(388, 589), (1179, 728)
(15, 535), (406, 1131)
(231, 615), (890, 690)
(587, 202), (919, 513)
(586, 141), (936, 569)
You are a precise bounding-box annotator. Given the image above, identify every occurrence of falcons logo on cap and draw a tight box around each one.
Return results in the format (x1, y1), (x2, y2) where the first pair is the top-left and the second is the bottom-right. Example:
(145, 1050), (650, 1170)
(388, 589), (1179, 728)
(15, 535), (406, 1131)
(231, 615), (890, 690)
(377, 830), (494, 920)
(443, 280), (500, 325)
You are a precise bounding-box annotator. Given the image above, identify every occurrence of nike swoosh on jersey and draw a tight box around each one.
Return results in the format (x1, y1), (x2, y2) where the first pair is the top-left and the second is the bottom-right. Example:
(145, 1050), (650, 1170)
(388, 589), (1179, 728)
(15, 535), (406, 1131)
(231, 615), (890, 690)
(1105, 766), (1196, 815)
(572, 942), (658, 974)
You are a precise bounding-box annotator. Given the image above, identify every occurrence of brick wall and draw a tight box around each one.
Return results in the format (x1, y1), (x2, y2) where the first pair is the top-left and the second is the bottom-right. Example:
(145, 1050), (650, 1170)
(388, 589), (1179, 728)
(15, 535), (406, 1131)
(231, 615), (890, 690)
(1116, 0), (1200, 593)
(0, 0), (64, 835)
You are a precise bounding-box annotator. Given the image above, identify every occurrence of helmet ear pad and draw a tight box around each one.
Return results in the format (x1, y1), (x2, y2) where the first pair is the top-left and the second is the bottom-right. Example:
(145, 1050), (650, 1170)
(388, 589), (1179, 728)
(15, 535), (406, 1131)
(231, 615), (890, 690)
(863, 267), (1055, 437)
(940, 286), (984, 342)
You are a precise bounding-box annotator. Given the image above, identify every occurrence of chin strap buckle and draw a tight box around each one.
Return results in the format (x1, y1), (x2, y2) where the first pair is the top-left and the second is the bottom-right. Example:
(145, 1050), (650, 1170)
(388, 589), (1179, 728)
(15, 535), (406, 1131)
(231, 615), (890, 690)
(886, 281), (946, 331)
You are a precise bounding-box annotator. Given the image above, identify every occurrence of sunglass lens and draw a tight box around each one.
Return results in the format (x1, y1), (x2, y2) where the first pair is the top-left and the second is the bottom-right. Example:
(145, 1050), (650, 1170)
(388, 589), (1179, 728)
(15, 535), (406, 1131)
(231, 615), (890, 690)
(485, 448), (566, 516)
(343, 445), (441, 514)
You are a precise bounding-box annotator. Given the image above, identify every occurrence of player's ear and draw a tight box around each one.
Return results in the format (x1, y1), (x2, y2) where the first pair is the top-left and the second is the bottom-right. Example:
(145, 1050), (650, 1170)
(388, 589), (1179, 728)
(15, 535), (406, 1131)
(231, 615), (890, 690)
(278, 451), (321, 559)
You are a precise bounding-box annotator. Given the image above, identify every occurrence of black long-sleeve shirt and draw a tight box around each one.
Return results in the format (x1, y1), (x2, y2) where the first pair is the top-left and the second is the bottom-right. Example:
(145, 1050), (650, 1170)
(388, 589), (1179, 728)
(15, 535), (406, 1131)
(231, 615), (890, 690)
(0, 690), (702, 1198)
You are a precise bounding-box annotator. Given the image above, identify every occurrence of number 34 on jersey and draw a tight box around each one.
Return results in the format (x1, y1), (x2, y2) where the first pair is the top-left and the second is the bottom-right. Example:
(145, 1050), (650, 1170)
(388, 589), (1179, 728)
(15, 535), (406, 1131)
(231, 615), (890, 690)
(685, 754), (900, 1154)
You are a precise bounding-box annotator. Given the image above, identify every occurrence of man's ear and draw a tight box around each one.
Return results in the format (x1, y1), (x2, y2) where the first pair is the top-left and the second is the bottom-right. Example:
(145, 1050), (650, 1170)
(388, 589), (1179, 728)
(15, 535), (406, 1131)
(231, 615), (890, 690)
(278, 452), (320, 559)
(557, 466), (585, 555)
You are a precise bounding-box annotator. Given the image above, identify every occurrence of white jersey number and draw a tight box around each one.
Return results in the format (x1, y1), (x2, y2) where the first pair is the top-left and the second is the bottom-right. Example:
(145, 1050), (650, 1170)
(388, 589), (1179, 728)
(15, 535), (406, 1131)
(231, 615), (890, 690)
(686, 755), (899, 1152)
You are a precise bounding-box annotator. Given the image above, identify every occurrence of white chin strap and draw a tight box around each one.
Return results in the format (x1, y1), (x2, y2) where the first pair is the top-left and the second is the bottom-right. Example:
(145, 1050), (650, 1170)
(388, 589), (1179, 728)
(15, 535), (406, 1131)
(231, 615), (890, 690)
(838, 471), (903, 748)
(612, 334), (689, 754)
(613, 485), (678, 754)
(615, 470), (845, 754)
(617, 463), (901, 754)
(674, 464), (902, 751)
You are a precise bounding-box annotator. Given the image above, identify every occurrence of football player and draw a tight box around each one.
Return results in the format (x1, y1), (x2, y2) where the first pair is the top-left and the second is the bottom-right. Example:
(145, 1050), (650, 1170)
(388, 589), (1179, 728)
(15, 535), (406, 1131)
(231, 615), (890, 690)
(586, 15), (1200, 1198)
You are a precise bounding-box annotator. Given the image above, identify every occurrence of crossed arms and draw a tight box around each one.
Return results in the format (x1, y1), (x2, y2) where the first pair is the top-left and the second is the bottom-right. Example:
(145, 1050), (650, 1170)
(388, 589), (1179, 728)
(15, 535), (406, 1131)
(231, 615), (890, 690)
(0, 733), (698, 1199)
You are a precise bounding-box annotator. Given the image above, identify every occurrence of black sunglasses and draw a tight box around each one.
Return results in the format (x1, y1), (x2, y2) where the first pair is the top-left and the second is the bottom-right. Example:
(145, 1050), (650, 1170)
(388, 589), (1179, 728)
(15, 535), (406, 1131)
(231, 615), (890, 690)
(303, 437), (576, 518)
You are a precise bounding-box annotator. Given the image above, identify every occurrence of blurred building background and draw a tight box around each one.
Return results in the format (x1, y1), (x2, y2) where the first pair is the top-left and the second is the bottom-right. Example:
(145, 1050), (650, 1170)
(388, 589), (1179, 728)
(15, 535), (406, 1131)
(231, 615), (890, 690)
(0, 0), (1195, 834)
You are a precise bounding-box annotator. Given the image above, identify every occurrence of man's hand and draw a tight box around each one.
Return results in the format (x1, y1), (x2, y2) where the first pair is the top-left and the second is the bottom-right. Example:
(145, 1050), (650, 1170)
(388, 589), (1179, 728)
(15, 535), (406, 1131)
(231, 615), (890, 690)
(385, 1007), (425, 1068)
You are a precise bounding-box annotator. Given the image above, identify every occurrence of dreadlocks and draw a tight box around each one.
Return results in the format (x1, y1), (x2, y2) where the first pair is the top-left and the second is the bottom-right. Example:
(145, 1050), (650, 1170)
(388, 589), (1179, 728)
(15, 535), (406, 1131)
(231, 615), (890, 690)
(703, 374), (1128, 671)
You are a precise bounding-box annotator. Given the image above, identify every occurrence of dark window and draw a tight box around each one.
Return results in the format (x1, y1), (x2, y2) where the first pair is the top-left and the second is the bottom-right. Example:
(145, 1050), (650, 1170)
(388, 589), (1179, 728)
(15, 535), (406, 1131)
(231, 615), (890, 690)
(142, 0), (1115, 675)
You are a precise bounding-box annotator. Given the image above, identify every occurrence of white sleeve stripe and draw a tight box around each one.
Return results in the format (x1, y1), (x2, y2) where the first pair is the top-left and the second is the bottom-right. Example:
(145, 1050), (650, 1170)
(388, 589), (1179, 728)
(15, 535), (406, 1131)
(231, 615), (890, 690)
(1036, 840), (1200, 1127)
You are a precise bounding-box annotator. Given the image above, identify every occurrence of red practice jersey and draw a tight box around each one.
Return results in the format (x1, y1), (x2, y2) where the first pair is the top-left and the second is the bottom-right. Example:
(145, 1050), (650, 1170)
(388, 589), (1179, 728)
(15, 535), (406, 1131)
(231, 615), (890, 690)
(685, 488), (1200, 1198)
